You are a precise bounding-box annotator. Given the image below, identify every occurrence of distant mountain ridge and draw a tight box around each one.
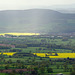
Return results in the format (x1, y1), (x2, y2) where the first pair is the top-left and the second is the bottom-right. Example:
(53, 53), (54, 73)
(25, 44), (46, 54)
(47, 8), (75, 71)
(40, 4), (75, 13)
(0, 9), (75, 33)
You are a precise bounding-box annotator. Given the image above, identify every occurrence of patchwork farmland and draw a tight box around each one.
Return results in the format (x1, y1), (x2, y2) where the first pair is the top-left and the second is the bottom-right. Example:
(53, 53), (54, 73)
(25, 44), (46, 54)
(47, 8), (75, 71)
(0, 34), (74, 75)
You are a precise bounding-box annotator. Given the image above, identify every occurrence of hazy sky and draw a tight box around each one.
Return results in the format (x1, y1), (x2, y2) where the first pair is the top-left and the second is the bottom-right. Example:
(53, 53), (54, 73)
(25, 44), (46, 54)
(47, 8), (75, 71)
(0, 0), (75, 10)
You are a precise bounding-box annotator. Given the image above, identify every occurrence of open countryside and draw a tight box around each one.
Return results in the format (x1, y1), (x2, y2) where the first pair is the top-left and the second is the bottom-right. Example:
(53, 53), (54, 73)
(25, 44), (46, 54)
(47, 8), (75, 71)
(0, 35), (74, 75)
(0, 2), (75, 74)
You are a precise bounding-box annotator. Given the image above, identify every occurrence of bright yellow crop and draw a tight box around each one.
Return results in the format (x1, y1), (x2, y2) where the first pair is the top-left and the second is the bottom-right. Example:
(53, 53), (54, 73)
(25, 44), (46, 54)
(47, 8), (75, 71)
(0, 52), (16, 56)
(0, 33), (40, 36)
(33, 53), (75, 58)
(33, 53), (46, 57)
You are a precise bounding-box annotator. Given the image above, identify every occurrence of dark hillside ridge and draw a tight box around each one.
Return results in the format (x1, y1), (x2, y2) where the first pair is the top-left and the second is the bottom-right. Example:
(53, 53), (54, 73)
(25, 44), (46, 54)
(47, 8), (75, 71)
(0, 9), (75, 33)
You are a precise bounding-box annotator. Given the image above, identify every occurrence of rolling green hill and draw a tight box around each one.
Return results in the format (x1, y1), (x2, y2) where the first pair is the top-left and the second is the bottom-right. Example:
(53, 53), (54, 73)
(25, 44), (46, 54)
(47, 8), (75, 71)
(0, 9), (75, 33)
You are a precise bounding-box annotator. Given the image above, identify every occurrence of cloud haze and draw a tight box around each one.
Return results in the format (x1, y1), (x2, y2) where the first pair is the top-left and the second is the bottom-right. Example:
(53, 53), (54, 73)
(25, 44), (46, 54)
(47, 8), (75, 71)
(0, 0), (75, 10)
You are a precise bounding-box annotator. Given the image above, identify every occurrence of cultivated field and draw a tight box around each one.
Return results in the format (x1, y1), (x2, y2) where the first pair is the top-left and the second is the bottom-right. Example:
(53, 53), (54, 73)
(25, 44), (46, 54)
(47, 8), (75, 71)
(0, 52), (16, 56)
(0, 33), (40, 36)
(33, 53), (75, 58)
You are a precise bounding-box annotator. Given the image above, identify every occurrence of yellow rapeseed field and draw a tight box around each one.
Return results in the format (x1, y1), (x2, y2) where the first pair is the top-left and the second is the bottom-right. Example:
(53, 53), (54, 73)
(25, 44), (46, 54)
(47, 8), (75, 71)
(0, 33), (40, 36)
(33, 53), (75, 58)
(0, 52), (16, 56)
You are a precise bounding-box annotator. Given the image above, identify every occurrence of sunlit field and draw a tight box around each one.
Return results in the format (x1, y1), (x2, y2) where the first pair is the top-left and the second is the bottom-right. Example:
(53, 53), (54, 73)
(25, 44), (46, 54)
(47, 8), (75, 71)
(33, 53), (75, 58)
(0, 33), (40, 36)
(0, 52), (16, 56)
